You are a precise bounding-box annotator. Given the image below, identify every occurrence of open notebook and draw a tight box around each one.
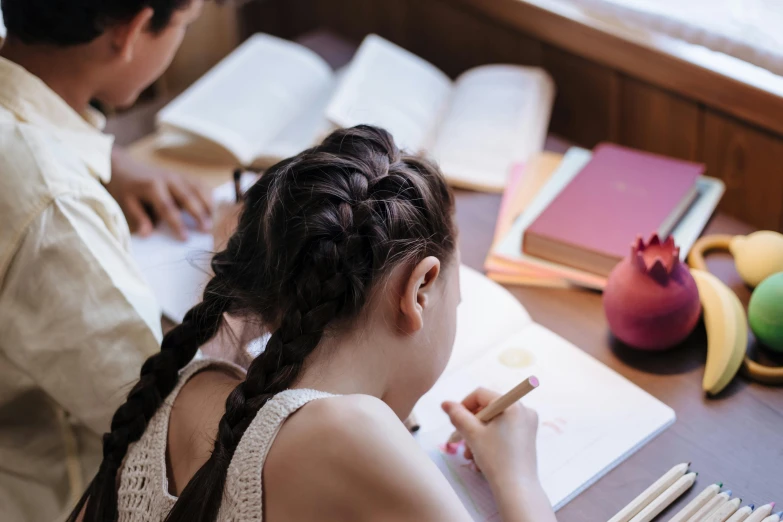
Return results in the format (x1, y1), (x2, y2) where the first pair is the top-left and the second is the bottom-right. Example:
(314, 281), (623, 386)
(155, 33), (554, 192)
(415, 267), (676, 515)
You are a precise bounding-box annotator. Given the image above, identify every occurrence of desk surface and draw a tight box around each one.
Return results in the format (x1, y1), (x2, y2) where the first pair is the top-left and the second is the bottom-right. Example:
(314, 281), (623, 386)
(108, 36), (783, 522)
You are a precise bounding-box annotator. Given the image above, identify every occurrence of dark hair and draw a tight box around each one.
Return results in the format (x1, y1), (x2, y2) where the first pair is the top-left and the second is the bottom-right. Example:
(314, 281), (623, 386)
(1, 0), (194, 46)
(69, 125), (457, 522)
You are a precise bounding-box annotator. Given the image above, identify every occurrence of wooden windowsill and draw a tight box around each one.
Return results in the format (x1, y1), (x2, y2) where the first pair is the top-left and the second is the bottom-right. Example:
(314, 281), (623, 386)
(451, 0), (783, 136)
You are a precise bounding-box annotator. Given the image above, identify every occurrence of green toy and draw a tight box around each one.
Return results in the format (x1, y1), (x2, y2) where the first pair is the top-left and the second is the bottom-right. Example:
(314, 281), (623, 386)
(748, 272), (783, 353)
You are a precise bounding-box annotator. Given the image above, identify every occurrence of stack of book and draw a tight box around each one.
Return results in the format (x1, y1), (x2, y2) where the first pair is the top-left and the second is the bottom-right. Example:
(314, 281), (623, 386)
(485, 144), (726, 290)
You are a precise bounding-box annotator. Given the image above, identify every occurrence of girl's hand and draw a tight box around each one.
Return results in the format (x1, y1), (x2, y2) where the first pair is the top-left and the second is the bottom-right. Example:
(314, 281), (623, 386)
(441, 388), (540, 488)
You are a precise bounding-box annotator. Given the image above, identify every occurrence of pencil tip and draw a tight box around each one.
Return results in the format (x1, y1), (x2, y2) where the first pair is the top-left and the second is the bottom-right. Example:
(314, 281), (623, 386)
(529, 376), (540, 387)
(725, 490), (732, 496)
(772, 502), (777, 509)
(749, 505), (755, 510)
(717, 482), (723, 488)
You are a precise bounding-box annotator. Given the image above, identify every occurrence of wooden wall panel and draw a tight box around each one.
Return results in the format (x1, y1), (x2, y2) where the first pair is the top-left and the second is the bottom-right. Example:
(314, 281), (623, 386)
(703, 111), (783, 231)
(543, 45), (620, 148)
(407, 0), (541, 78)
(305, 0), (409, 46)
(617, 77), (702, 161)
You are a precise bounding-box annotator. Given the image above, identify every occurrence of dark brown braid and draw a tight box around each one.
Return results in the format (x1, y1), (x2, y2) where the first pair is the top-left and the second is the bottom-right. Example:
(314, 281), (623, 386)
(73, 125), (456, 522)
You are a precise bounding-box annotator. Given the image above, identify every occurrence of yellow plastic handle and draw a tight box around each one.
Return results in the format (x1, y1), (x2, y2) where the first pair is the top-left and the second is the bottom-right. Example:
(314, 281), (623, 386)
(688, 235), (783, 386)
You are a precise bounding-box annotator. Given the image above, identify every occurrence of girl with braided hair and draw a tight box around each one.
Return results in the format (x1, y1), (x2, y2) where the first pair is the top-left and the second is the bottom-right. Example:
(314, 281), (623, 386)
(70, 125), (557, 522)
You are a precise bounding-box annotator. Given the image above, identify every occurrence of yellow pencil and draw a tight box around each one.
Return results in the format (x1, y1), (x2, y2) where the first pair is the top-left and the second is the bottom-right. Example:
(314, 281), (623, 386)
(446, 376), (539, 445)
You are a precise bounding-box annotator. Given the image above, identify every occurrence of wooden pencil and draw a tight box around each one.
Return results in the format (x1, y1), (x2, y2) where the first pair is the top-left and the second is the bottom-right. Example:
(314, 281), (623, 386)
(725, 505), (755, 522)
(669, 483), (723, 522)
(745, 504), (776, 522)
(686, 492), (731, 522)
(628, 472), (697, 522)
(705, 498), (742, 522)
(608, 463), (690, 522)
(760, 513), (782, 522)
(446, 376), (539, 444)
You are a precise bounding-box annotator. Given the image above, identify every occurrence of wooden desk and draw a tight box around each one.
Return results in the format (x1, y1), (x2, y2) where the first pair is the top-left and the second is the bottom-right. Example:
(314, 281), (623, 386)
(108, 39), (783, 522)
(453, 189), (782, 521)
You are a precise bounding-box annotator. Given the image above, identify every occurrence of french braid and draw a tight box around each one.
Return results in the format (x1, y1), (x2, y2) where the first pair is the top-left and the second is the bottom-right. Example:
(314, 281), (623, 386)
(73, 125), (457, 522)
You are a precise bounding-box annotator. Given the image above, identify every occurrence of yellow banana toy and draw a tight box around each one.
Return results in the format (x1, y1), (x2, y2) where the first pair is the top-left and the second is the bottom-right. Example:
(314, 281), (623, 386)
(690, 269), (748, 395)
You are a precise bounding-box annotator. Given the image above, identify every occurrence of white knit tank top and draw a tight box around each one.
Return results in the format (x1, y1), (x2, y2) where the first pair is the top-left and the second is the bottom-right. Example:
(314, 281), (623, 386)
(117, 359), (335, 521)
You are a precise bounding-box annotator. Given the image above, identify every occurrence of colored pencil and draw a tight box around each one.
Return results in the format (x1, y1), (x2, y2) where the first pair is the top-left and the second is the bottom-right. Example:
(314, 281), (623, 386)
(608, 463), (691, 522)
(725, 505), (755, 522)
(233, 168), (243, 202)
(705, 498), (742, 522)
(446, 376), (539, 444)
(628, 472), (697, 522)
(687, 492), (732, 522)
(746, 504), (777, 522)
(760, 512), (782, 522)
(670, 483), (723, 522)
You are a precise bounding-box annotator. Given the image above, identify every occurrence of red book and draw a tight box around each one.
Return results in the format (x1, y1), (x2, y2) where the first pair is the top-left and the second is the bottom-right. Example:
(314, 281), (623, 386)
(523, 143), (703, 276)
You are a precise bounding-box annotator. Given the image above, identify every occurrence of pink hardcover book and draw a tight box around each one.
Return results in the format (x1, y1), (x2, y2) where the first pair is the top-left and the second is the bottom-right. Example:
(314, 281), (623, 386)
(523, 143), (703, 276)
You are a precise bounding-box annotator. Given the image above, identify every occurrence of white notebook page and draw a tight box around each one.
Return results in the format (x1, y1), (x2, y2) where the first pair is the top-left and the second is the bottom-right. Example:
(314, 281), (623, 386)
(414, 323), (676, 516)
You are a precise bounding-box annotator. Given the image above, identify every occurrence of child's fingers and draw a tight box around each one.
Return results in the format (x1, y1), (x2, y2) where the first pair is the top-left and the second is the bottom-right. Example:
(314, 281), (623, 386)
(460, 387), (501, 413)
(170, 181), (212, 232)
(122, 197), (154, 237)
(149, 183), (187, 240)
(441, 401), (483, 439)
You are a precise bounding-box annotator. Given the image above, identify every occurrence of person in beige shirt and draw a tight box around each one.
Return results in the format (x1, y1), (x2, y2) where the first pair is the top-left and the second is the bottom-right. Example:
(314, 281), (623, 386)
(0, 0), (211, 520)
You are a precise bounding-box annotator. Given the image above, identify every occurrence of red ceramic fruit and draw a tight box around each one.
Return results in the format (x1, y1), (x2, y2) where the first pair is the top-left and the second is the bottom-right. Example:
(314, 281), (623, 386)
(603, 234), (701, 350)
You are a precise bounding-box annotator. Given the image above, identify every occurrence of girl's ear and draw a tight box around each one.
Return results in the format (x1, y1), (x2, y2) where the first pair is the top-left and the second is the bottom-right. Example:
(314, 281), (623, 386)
(399, 257), (441, 334)
(110, 7), (154, 62)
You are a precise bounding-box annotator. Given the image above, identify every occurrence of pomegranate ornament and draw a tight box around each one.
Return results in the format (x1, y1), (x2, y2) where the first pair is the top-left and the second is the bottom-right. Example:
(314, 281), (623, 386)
(603, 234), (701, 350)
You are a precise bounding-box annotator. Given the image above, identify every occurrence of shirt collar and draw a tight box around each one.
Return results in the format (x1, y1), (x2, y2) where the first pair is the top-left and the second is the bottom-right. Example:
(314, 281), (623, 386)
(0, 56), (114, 183)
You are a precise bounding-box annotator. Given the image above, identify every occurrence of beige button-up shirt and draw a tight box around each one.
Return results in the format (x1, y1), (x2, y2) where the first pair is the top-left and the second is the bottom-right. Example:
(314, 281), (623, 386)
(0, 57), (163, 522)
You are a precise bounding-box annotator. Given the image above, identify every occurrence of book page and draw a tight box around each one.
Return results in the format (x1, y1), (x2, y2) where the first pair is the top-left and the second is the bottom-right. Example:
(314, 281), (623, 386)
(157, 33), (334, 166)
(325, 34), (453, 153)
(413, 323), (676, 516)
(131, 175), (257, 322)
(430, 65), (555, 192)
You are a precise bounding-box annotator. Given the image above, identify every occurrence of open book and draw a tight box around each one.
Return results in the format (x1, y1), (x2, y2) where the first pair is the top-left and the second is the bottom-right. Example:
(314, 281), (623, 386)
(155, 33), (554, 192)
(415, 267), (676, 515)
(326, 35), (555, 192)
(156, 33), (338, 168)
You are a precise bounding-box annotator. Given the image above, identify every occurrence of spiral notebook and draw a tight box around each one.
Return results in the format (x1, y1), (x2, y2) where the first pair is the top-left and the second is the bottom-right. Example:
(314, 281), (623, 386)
(415, 267), (676, 516)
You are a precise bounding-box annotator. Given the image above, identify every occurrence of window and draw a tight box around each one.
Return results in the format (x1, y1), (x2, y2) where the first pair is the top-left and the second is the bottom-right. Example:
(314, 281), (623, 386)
(560, 0), (783, 76)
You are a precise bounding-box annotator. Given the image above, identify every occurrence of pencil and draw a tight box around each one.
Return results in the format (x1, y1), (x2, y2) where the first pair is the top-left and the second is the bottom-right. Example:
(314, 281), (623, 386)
(725, 505), (755, 522)
(760, 512), (782, 522)
(233, 168), (243, 202)
(608, 463), (691, 522)
(669, 483), (723, 522)
(705, 497), (742, 522)
(745, 504), (777, 522)
(404, 414), (420, 433)
(628, 472), (697, 522)
(686, 491), (731, 522)
(446, 376), (539, 445)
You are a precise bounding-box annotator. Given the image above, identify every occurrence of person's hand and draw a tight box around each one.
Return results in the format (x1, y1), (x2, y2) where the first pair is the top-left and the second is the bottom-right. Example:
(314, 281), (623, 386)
(442, 388), (540, 488)
(213, 201), (243, 251)
(107, 147), (212, 240)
